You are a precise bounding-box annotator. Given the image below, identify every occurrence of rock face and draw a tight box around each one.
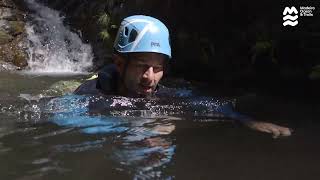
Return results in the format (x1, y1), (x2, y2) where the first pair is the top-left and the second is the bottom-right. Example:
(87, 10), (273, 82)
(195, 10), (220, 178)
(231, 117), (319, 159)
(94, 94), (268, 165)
(0, 0), (28, 68)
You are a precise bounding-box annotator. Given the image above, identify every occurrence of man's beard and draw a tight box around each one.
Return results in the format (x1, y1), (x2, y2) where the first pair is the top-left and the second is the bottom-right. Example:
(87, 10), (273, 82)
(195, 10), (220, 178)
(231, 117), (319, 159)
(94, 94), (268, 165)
(127, 88), (154, 98)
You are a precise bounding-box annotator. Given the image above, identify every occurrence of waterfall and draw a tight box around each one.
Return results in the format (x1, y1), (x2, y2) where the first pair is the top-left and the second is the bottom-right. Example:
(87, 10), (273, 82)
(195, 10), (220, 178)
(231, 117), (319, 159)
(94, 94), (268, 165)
(24, 0), (93, 74)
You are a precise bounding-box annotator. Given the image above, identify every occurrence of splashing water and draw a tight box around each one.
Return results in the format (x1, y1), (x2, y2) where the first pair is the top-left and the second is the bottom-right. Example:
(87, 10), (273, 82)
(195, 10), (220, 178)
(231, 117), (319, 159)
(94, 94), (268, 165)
(0, 94), (234, 179)
(24, 0), (93, 74)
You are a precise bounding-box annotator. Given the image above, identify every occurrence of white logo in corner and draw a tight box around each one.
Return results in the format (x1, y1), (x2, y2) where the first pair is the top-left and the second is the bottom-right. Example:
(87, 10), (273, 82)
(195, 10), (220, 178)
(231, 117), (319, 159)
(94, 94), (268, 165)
(283, 6), (298, 26)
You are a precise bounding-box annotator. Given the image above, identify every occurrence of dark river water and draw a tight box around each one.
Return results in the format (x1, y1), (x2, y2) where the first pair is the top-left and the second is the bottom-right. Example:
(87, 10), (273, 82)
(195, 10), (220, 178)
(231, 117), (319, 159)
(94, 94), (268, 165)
(0, 71), (320, 180)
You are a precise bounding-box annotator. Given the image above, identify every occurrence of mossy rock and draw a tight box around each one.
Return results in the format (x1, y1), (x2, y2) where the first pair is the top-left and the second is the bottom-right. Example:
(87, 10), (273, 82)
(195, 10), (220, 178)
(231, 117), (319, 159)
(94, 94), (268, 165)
(8, 21), (24, 36)
(12, 49), (27, 67)
(0, 45), (28, 67)
(0, 32), (28, 68)
(0, 30), (13, 44)
(44, 80), (83, 96)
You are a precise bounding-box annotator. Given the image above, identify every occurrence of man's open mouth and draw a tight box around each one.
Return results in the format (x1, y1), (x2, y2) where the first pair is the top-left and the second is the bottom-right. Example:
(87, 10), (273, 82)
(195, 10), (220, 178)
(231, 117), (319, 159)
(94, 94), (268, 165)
(139, 84), (153, 93)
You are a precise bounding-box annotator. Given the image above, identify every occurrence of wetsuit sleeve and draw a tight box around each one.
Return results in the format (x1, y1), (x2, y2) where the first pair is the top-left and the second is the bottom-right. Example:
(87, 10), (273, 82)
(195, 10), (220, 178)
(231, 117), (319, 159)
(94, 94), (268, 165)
(73, 79), (101, 95)
(186, 96), (253, 123)
(216, 102), (254, 123)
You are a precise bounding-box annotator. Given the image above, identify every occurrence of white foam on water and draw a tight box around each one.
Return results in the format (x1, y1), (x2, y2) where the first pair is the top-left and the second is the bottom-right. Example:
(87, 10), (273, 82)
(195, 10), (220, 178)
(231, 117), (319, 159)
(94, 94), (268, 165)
(24, 0), (93, 74)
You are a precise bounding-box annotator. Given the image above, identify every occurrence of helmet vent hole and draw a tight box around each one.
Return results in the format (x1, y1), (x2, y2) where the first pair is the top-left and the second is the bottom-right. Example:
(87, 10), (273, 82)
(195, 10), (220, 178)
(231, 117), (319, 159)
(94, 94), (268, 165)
(128, 29), (138, 43)
(124, 27), (129, 36)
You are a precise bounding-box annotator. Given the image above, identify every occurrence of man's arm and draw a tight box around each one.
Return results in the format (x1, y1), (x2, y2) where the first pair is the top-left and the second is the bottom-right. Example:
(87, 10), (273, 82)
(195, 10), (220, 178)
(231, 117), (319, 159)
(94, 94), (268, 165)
(221, 105), (292, 138)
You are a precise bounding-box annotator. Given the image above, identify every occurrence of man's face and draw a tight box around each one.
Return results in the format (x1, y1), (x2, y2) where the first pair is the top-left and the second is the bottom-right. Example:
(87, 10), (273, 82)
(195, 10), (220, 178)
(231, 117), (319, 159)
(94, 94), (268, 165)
(120, 53), (166, 97)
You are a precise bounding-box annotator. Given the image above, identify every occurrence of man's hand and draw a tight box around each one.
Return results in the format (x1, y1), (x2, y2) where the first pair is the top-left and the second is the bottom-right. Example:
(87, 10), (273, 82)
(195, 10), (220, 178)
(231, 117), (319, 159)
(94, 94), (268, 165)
(151, 123), (176, 135)
(244, 121), (292, 138)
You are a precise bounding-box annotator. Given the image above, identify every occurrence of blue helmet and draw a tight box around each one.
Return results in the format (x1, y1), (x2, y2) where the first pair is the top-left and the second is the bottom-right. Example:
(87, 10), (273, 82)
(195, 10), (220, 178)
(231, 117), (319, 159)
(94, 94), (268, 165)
(113, 15), (171, 59)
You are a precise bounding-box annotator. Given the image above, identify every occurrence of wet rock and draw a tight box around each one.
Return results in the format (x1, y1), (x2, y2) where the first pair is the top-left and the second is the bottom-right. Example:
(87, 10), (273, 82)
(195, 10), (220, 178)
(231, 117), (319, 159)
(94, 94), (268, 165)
(43, 80), (83, 96)
(0, 34), (28, 67)
(0, 0), (28, 69)
(0, 20), (24, 36)
(12, 47), (27, 67)
(0, 7), (13, 19)
(0, 6), (24, 21)
(0, 19), (10, 30)
(0, 0), (16, 9)
(0, 61), (16, 71)
(0, 29), (13, 44)
(8, 20), (24, 35)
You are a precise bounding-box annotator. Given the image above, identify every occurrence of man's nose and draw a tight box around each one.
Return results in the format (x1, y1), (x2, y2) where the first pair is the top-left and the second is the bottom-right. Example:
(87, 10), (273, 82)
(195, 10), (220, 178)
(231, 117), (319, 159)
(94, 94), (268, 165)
(142, 66), (154, 80)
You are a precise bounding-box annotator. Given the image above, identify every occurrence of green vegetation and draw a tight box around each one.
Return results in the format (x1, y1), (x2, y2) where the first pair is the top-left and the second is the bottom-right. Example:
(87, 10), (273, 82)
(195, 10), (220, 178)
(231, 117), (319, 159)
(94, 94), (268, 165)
(309, 65), (320, 80)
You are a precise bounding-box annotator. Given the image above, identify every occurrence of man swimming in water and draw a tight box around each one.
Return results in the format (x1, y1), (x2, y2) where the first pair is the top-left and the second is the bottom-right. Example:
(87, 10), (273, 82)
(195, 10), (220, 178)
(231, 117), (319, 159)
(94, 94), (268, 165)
(74, 15), (292, 138)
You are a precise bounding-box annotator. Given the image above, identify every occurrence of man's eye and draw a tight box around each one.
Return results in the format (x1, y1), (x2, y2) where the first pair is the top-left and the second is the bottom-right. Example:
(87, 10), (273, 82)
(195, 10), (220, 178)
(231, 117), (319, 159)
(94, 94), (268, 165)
(134, 63), (163, 72)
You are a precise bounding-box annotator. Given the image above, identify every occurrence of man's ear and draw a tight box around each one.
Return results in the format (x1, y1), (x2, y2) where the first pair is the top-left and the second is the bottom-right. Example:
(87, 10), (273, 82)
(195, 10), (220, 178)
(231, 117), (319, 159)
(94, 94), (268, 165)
(113, 54), (126, 75)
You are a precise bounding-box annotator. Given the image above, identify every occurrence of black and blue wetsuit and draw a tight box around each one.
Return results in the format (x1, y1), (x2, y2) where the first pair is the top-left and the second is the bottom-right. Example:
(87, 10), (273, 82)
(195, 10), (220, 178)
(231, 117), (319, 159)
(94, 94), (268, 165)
(74, 64), (253, 123)
(49, 65), (255, 178)
(74, 64), (119, 95)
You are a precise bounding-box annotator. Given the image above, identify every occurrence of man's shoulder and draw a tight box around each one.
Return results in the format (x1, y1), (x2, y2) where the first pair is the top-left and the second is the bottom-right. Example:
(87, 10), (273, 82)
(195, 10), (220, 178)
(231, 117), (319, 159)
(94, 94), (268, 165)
(97, 64), (118, 94)
(73, 79), (101, 95)
(73, 64), (119, 95)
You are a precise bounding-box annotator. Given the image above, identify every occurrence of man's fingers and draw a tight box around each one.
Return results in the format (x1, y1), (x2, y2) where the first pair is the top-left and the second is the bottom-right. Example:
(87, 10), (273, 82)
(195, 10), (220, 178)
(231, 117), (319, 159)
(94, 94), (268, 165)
(248, 121), (293, 138)
(279, 127), (292, 137)
(272, 129), (281, 139)
(258, 126), (273, 134)
(271, 126), (292, 138)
